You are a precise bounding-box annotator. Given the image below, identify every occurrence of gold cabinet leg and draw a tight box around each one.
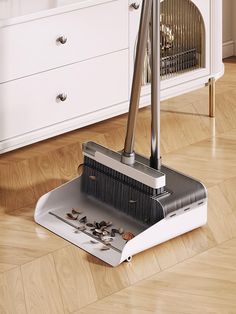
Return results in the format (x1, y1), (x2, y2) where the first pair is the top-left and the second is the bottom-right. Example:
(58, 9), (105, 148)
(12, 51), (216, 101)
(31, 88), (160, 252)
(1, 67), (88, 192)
(209, 78), (216, 118)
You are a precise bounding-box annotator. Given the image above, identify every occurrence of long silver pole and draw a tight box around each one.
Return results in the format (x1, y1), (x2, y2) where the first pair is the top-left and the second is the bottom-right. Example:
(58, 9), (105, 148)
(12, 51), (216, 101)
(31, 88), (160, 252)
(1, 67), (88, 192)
(122, 0), (152, 165)
(150, 0), (161, 170)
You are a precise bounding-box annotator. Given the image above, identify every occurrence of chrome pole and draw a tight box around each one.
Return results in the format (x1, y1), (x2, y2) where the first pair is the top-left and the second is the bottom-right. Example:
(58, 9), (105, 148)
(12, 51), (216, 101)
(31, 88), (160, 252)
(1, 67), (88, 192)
(122, 0), (152, 165)
(150, 0), (161, 170)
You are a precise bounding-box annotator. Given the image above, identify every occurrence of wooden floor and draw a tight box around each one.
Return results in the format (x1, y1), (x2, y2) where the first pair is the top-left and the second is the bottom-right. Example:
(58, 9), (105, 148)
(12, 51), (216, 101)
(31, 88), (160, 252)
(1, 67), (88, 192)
(1, 63), (236, 313)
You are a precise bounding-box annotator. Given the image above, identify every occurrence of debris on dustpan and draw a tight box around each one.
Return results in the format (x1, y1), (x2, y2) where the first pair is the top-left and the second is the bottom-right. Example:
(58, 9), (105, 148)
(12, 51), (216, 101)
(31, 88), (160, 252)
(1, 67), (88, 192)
(49, 208), (137, 253)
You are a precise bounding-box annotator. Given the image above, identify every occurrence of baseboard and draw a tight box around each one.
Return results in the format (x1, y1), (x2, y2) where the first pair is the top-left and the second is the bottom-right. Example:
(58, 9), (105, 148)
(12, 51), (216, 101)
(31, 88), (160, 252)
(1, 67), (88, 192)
(223, 41), (235, 59)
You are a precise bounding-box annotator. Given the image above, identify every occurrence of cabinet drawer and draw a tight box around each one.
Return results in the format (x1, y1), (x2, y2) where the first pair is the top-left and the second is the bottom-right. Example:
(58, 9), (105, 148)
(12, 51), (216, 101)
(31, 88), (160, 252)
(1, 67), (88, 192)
(0, 0), (128, 83)
(0, 49), (129, 141)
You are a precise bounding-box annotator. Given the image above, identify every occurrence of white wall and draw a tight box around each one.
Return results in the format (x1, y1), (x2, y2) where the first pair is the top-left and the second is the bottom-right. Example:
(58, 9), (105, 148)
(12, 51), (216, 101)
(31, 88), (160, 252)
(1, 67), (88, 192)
(223, 0), (233, 42)
(222, 0), (235, 57)
(232, 1), (236, 55)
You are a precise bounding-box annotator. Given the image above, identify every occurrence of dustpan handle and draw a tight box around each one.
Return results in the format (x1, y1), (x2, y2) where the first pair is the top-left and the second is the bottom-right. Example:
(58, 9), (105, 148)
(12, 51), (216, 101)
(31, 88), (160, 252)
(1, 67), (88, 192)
(122, 0), (152, 165)
(150, 0), (161, 170)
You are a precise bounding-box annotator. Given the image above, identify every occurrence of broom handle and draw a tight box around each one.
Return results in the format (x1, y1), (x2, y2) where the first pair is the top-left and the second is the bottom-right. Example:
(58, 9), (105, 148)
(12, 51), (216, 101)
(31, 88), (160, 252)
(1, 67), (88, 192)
(150, 0), (162, 170)
(122, 0), (152, 165)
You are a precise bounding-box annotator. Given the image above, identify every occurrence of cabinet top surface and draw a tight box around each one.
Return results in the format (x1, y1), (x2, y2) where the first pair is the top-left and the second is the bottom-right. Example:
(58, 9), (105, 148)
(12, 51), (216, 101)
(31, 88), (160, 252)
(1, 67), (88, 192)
(0, 0), (112, 25)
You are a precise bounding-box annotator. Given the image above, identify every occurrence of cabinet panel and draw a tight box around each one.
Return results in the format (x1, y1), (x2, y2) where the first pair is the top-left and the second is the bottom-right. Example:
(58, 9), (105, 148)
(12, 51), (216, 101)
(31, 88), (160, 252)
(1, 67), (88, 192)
(0, 49), (129, 141)
(0, 0), (128, 83)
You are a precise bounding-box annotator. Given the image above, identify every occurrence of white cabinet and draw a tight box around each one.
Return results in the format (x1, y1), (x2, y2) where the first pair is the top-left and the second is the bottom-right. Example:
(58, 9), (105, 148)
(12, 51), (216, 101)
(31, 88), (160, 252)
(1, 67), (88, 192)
(0, 0), (223, 153)
(129, 0), (223, 101)
(0, 0), (129, 152)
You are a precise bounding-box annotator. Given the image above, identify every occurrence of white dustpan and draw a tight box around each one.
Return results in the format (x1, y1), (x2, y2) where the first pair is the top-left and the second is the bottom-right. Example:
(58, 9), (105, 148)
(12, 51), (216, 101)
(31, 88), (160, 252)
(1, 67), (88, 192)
(35, 172), (207, 267)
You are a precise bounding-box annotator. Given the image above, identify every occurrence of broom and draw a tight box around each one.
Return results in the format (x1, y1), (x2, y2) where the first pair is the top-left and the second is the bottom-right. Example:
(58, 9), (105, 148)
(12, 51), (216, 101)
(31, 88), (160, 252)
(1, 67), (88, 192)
(81, 0), (166, 226)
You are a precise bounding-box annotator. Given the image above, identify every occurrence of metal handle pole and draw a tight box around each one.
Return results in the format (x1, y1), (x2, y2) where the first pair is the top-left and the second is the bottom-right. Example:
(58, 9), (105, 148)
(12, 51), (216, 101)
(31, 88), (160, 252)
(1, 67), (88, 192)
(150, 0), (161, 170)
(122, 0), (152, 165)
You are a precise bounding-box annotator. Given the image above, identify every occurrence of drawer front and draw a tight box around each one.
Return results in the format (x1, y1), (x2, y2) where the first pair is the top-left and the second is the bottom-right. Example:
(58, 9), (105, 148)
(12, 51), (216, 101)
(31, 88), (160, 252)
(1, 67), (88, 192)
(0, 0), (128, 83)
(0, 49), (129, 141)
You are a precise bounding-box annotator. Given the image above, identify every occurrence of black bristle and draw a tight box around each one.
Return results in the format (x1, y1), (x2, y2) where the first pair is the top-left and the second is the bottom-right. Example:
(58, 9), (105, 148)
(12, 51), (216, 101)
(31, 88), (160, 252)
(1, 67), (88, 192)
(81, 156), (165, 225)
(83, 156), (164, 196)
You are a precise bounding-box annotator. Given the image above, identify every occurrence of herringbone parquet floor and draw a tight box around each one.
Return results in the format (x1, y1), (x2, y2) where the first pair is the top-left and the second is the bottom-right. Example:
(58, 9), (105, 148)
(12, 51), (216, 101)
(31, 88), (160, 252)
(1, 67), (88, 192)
(0, 63), (236, 313)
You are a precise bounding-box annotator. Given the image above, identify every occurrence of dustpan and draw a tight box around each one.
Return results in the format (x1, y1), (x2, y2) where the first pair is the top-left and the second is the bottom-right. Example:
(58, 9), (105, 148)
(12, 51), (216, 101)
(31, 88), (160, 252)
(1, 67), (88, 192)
(35, 163), (207, 266)
(35, 0), (207, 267)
